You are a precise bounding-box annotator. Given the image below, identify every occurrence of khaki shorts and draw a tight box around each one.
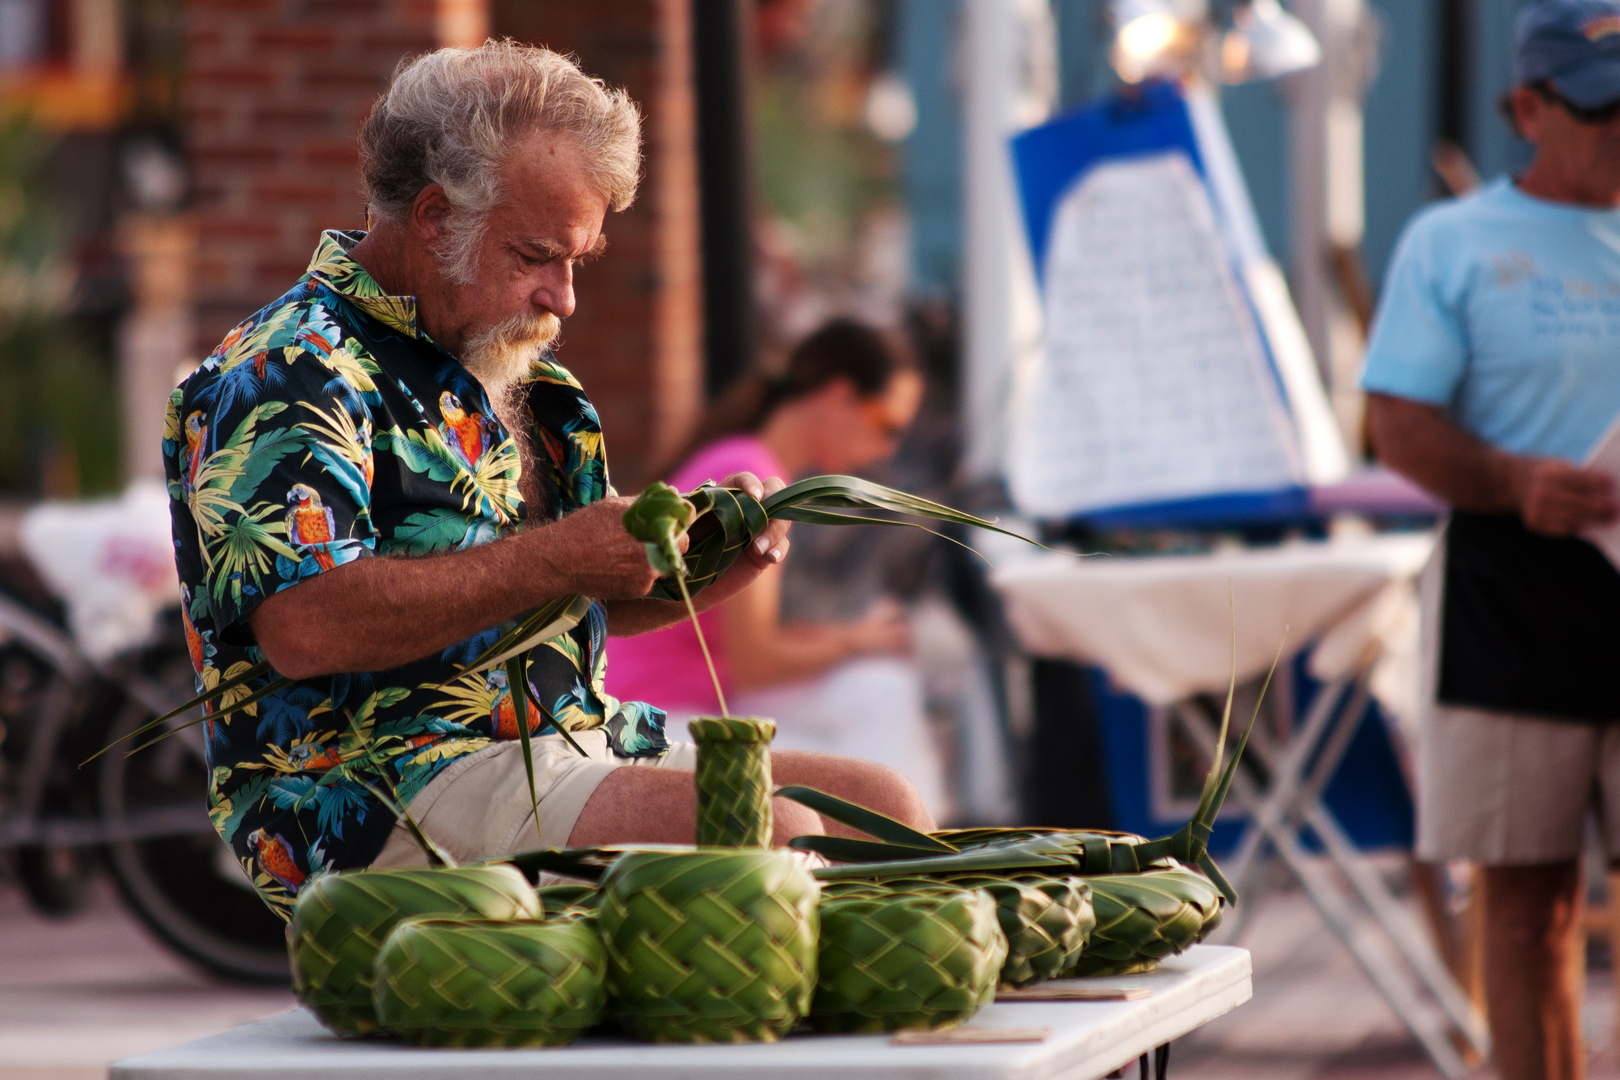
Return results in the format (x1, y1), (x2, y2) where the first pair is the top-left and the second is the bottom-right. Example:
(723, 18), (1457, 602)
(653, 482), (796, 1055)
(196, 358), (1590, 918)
(371, 729), (698, 869)
(1416, 526), (1620, 865)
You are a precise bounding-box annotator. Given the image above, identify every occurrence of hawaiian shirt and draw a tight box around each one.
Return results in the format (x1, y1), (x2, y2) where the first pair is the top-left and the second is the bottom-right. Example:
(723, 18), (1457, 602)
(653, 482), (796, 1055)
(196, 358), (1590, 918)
(164, 230), (669, 918)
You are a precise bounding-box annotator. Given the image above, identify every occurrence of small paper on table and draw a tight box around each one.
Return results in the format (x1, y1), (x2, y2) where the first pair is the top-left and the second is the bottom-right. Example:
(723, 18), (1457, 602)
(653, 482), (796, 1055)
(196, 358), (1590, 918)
(1582, 412), (1620, 568)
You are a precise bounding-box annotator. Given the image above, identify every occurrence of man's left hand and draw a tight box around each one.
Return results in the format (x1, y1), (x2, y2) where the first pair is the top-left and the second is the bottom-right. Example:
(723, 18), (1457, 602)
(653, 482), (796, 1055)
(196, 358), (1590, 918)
(687, 471), (790, 611)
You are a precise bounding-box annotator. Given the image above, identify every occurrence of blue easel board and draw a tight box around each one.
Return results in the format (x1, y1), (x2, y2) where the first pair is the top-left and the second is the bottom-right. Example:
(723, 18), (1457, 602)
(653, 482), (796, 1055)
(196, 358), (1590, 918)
(1008, 81), (1311, 529)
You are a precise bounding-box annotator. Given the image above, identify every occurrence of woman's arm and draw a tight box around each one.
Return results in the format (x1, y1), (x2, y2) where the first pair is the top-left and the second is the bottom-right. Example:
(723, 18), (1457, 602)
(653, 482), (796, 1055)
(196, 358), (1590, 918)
(717, 565), (910, 692)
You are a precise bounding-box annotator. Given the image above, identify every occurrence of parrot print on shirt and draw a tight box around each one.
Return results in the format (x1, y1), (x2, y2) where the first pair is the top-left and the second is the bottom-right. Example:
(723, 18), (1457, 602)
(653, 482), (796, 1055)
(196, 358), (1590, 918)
(165, 230), (668, 919)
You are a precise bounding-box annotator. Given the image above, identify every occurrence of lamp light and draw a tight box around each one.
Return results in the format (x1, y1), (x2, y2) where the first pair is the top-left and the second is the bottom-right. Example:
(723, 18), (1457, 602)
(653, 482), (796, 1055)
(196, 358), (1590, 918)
(1220, 0), (1321, 84)
(1109, 0), (1207, 84)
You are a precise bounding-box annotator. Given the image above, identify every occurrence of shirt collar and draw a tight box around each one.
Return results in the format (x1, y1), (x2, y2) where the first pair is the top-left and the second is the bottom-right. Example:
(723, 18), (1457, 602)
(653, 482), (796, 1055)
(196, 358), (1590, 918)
(304, 229), (421, 338)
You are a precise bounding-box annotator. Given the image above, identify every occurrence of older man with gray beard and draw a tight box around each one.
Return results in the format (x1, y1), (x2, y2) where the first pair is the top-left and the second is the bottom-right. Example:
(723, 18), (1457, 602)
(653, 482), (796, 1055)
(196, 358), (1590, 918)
(164, 41), (930, 918)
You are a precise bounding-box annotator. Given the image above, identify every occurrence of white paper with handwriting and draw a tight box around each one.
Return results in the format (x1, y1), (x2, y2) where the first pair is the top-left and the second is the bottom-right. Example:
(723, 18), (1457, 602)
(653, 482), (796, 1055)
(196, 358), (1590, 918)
(1007, 151), (1304, 519)
(1582, 410), (1620, 567)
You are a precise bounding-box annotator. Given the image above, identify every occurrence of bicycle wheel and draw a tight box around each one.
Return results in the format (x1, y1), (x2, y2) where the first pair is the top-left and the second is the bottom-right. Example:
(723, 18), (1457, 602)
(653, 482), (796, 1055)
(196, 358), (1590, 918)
(99, 697), (290, 984)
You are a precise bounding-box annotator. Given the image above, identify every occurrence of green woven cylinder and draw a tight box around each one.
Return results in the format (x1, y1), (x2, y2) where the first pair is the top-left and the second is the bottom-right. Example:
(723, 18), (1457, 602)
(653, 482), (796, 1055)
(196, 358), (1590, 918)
(826, 874), (1093, 987)
(599, 849), (819, 1043)
(1070, 867), (1223, 976)
(946, 874), (1095, 986)
(688, 716), (776, 848)
(372, 918), (606, 1047)
(289, 866), (539, 1036)
(811, 887), (1006, 1034)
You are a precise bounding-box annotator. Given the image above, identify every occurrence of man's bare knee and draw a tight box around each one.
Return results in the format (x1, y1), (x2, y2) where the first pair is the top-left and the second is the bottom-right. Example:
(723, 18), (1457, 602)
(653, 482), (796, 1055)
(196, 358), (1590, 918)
(771, 797), (822, 846)
(568, 767), (696, 847)
(773, 751), (937, 833)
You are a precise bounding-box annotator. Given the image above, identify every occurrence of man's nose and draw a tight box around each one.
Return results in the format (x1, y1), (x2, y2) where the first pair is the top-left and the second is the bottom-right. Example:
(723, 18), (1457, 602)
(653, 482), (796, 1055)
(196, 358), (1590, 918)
(536, 263), (576, 319)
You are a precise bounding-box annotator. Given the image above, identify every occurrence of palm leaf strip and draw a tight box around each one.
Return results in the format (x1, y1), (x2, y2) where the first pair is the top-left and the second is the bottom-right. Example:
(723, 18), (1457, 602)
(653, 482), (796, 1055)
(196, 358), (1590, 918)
(781, 631), (1286, 905)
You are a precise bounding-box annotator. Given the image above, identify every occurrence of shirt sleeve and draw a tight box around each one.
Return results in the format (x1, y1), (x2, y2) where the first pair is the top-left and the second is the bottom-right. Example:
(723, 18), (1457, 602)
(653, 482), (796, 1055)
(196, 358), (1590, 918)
(174, 344), (379, 639)
(1359, 212), (1470, 407)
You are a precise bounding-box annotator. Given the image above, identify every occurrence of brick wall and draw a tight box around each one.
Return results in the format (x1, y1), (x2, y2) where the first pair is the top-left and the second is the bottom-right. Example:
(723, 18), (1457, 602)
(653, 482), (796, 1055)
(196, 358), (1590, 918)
(492, 0), (703, 487)
(185, 0), (702, 487)
(187, 0), (445, 346)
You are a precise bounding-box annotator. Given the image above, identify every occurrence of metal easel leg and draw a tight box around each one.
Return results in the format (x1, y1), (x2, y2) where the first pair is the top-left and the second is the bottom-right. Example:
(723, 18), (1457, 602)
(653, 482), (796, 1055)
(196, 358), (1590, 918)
(1172, 704), (1476, 1080)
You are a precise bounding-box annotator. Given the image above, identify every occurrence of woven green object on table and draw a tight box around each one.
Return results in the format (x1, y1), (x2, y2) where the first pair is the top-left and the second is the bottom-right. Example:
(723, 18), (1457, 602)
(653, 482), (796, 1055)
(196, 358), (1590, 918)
(824, 874), (1092, 987)
(536, 883), (599, 919)
(372, 918), (606, 1047)
(289, 866), (539, 1036)
(946, 874), (1094, 985)
(1070, 867), (1223, 976)
(598, 849), (819, 1043)
(689, 716), (776, 848)
(811, 886), (1006, 1034)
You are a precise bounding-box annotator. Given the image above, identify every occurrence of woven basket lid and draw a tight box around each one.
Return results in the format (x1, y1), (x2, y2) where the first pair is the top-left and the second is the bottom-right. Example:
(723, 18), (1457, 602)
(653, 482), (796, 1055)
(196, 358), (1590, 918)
(688, 716), (777, 743)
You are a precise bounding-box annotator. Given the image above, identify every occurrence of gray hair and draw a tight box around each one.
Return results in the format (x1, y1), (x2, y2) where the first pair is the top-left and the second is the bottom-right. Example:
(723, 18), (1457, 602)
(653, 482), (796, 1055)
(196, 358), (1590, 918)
(359, 40), (642, 283)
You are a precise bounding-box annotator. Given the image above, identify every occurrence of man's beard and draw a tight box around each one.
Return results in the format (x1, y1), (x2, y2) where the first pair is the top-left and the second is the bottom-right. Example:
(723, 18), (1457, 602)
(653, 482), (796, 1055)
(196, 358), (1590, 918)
(460, 311), (561, 397)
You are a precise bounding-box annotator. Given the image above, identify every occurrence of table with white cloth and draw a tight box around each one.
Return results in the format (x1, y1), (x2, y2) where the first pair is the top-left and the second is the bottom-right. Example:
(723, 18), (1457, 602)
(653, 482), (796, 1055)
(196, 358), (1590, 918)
(110, 945), (1250, 1080)
(991, 533), (1486, 1079)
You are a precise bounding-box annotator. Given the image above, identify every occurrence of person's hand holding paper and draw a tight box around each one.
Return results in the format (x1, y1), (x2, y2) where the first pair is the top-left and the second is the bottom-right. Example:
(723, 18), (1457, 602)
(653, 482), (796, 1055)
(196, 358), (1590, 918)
(1578, 413), (1620, 563)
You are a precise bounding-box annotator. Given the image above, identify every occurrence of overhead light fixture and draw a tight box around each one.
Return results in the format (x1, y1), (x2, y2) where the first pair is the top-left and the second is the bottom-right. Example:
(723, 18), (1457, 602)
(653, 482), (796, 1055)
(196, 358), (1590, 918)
(865, 72), (918, 142)
(1109, 0), (1207, 84)
(1221, 0), (1321, 84)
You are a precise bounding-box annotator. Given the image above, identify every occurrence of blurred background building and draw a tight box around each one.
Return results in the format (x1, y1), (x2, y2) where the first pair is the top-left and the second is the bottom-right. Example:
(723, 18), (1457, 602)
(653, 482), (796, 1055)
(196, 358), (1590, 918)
(0, 0), (1534, 495)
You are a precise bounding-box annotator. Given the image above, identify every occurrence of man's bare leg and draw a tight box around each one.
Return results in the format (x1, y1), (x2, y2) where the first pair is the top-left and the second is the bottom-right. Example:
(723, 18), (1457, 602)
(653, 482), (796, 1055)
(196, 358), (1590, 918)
(1482, 861), (1584, 1080)
(567, 750), (935, 847)
(772, 750), (937, 835)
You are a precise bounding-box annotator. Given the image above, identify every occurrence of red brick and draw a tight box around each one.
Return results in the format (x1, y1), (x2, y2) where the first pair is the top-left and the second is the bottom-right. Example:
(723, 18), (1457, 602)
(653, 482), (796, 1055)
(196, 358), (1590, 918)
(296, 139), (362, 167)
(188, 63), (278, 87)
(251, 181), (342, 205)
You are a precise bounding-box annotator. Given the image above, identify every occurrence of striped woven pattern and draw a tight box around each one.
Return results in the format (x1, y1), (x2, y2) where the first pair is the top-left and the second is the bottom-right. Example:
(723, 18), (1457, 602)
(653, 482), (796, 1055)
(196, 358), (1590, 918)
(824, 874), (1092, 987)
(811, 886), (1006, 1034)
(946, 874), (1095, 985)
(647, 486), (769, 601)
(372, 918), (605, 1047)
(689, 717), (776, 848)
(289, 866), (539, 1036)
(536, 883), (599, 919)
(1069, 867), (1223, 976)
(599, 850), (819, 1043)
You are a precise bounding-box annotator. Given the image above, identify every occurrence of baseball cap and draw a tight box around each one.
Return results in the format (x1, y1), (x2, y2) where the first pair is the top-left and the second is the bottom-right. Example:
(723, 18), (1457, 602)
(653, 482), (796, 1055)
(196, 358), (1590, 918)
(1516, 0), (1620, 109)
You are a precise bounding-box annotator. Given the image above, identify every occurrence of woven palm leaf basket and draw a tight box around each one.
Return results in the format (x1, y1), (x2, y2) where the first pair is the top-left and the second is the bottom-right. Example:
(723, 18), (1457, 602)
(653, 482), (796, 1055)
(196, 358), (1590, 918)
(825, 873), (1092, 988)
(598, 848), (820, 1043)
(811, 884), (1006, 1034)
(946, 874), (1095, 984)
(372, 917), (606, 1047)
(1070, 866), (1224, 976)
(289, 865), (539, 1036)
(688, 716), (776, 847)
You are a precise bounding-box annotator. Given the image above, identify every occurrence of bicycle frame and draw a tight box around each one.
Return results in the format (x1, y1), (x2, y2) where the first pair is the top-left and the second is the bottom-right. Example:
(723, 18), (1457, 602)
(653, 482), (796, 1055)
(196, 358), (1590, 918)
(0, 590), (210, 850)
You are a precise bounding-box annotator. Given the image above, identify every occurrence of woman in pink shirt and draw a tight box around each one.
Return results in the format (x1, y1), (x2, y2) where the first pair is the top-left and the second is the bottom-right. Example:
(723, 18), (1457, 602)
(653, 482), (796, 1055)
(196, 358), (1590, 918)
(607, 320), (941, 808)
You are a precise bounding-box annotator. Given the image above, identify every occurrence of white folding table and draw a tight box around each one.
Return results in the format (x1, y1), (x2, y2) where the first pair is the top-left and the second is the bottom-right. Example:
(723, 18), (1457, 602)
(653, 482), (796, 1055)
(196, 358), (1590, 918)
(991, 533), (1488, 1079)
(110, 946), (1250, 1080)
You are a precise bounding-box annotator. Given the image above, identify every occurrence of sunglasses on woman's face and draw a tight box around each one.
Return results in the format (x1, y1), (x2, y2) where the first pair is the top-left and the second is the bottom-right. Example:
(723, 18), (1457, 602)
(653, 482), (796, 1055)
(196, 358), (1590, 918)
(1536, 83), (1620, 125)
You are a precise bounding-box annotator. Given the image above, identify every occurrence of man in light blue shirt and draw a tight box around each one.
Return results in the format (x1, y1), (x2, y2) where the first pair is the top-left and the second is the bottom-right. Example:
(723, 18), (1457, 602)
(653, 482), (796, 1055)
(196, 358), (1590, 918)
(1362, 4), (1620, 1077)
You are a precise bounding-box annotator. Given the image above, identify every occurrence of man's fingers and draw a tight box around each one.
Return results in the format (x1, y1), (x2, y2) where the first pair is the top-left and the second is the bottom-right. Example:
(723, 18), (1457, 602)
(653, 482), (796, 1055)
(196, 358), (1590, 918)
(719, 470), (765, 499)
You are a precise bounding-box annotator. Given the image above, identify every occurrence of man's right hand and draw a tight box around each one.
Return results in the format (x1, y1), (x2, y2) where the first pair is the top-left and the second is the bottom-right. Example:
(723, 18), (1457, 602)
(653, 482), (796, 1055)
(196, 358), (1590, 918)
(534, 495), (687, 599)
(1510, 457), (1620, 537)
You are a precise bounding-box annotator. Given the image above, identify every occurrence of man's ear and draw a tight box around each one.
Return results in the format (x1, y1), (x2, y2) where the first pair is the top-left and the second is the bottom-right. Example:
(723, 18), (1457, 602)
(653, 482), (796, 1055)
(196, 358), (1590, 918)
(1511, 85), (1549, 145)
(409, 184), (454, 246)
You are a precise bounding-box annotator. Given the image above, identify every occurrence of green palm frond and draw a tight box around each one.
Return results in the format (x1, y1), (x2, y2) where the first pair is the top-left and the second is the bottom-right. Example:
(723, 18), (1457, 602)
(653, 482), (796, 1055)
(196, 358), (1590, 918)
(778, 631), (1282, 906)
